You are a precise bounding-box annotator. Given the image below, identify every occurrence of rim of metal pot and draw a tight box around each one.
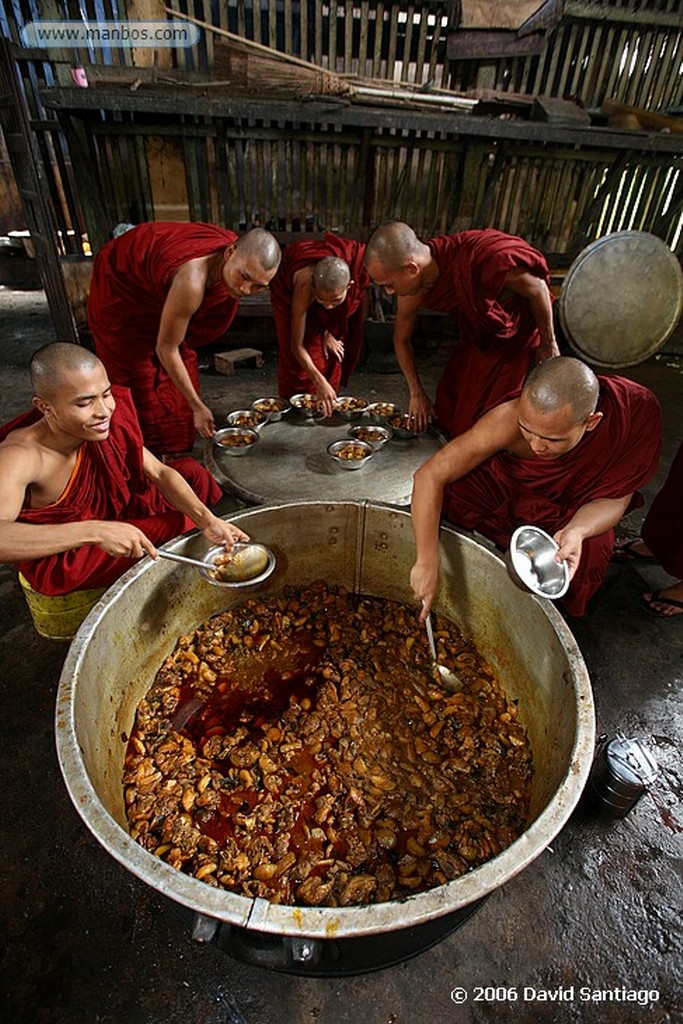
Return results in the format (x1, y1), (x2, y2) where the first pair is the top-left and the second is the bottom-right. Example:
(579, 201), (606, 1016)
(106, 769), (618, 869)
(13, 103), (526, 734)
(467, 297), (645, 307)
(55, 501), (595, 940)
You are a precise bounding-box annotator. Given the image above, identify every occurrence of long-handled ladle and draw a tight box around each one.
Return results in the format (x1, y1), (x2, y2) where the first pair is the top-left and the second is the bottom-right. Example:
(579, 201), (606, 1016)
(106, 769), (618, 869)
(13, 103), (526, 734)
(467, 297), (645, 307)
(423, 608), (463, 693)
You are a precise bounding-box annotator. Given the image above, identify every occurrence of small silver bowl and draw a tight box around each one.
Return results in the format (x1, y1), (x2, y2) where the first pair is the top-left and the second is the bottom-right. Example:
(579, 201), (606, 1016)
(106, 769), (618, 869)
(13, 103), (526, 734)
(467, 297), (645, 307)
(506, 525), (570, 600)
(226, 409), (267, 430)
(212, 426), (260, 456)
(251, 396), (290, 422)
(347, 424), (392, 450)
(365, 401), (400, 425)
(332, 396), (368, 420)
(327, 438), (374, 470)
(387, 413), (418, 439)
(290, 393), (324, 418)
(200, 542), (276, 588)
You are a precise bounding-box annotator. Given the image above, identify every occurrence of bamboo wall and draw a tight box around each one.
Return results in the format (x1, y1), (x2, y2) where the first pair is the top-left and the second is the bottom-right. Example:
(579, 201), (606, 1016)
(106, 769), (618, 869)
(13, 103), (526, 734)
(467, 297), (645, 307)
(2, 0), (683, 258)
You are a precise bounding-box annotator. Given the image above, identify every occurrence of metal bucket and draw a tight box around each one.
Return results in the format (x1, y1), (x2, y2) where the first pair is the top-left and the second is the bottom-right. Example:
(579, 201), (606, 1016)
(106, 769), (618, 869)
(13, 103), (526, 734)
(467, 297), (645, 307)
(55, 502), (595, 968)
(587, 734), (658, 818)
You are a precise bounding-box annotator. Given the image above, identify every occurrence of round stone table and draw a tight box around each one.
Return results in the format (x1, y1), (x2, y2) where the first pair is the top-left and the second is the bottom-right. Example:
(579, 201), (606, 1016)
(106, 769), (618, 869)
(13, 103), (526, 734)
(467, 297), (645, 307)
(205, 413), (444, 507)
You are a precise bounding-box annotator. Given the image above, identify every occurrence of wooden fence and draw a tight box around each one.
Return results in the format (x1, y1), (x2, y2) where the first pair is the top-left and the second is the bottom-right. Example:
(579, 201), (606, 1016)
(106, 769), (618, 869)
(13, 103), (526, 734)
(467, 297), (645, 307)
(1, 0), (682, 288)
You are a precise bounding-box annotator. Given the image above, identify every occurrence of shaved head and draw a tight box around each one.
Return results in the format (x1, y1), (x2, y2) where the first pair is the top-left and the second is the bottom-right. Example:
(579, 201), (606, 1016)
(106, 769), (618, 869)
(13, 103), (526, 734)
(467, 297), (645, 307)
(313, 256), (351, 294)
(234, 228), (281, 271)
(365, 221), (426, 271)
(523, 357), (599, 422)
(30, 342), (104, 399)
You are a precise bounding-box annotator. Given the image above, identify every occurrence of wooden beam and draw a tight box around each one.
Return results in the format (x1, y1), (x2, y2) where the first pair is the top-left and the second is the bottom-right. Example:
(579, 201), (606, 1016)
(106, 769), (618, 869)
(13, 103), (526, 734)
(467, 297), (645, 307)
(40, 87), (683, 155)
(518, 0), (683, 37)
(447, 30), (545, 60)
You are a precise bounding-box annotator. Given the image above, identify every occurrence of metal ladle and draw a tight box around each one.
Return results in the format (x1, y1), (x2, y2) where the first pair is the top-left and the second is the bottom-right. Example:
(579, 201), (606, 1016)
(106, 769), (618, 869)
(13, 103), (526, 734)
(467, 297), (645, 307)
(156, 550), (213, 572)
(423, 608), (463, 692)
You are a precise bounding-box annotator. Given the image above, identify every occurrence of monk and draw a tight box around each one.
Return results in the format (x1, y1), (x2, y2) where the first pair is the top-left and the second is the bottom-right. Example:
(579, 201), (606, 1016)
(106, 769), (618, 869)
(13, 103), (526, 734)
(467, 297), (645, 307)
(410, 357), (661, 618)
(613, 441), (683, 617)
(0, 343), (249, 596)
(270, 233), (370, 416)
(365, 222), (559, 435)
(87, 222), (281, 454)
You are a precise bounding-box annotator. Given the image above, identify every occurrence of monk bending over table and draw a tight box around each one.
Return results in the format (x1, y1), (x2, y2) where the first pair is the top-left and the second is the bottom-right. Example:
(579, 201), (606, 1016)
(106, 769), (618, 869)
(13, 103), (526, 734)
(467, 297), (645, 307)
(365, 222), (559, 435)
(87, 222), (281, 455)
(270, 233), (370, 416)
(410, 357), (661, 619)
(0, 343), (248, 597)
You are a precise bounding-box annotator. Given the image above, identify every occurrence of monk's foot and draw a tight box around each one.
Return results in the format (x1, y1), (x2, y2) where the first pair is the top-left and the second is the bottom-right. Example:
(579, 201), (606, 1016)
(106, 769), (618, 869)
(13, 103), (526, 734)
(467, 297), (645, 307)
(642, 582), (683, 618)
(612, 538), (657, 564)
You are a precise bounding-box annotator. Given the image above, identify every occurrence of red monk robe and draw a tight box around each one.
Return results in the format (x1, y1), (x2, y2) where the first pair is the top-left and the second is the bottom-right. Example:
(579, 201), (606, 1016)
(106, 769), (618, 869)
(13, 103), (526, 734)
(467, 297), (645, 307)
(642, 441), (683, 578)
(270, 234), (370, 397)
(0, 387), (222, 596)
(423, 230), (552, 437)
(87, 222), (240, 454)
(442, 375), (661, 617)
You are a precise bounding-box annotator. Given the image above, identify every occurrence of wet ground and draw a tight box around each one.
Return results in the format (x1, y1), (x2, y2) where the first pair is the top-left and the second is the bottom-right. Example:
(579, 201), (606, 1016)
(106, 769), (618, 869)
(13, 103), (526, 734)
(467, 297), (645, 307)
(0, 286), (681, 1024)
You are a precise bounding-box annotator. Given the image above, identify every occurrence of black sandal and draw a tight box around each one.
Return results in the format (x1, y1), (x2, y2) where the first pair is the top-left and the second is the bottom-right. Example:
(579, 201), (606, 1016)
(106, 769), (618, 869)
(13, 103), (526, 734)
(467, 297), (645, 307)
(642, 590), (683, 618)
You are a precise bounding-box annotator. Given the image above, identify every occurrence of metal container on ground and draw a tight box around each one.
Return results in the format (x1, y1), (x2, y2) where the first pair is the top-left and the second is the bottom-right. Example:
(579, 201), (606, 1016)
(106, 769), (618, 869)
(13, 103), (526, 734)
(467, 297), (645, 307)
(55, 502), (595, 974)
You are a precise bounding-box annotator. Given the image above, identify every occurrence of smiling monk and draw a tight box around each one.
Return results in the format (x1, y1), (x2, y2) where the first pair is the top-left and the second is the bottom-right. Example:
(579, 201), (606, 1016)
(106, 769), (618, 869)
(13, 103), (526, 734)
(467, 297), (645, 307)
(87, 222), (281, 454)
(410, 357), (661, 618)
(0, 343), (248, 596)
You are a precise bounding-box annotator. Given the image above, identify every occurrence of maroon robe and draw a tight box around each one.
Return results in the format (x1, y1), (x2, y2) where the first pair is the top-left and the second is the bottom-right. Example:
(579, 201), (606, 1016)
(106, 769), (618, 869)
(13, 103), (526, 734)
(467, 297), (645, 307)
(87, 222), (240, 454)
(0, 387), (222, 595)
(442, 375), (662, 616)
(270, 234), (370, 397)
(422, 230), (552, 437)
(642, 441), (683, 578)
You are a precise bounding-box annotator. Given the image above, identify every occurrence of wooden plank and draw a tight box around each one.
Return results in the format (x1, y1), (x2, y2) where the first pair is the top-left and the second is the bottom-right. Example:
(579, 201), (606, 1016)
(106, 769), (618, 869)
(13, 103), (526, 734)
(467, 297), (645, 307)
(372, 2), (385, 78)
(344, 1), (354, 75)
(414, 3), (429, 84)
(359, 2), (370, 79)
(447, 30), (545, 59)
(402, 4), (415, 83)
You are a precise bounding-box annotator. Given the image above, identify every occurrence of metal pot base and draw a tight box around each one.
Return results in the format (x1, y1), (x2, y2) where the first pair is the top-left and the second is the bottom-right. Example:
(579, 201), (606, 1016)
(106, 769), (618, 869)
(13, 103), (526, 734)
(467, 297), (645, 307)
(169, 898), (487, 976)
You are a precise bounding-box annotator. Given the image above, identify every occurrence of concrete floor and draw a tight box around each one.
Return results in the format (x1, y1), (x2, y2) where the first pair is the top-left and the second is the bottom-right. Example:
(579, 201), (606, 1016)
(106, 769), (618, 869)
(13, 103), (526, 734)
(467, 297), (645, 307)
(0, 286), (681, 1024)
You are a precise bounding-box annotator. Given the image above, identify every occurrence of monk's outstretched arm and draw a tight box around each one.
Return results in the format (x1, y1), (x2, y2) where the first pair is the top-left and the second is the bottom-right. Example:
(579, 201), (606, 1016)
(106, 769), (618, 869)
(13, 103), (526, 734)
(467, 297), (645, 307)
(156, 273), (216, 439)
(393, 294), (433, 432)
(289, 272), (337, 416)
(554, 495), (633, 578)
(504, 269), (559, 360)
(0, 447), (157, 561)
(410, 404), (518, 616)
(142, 449), (249, 549)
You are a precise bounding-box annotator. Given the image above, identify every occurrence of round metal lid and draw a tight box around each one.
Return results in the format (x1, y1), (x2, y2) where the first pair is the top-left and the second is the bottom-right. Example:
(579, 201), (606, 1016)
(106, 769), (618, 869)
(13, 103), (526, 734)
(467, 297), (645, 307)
(606, 736), (659, 787)
(559, 231), (683, 367)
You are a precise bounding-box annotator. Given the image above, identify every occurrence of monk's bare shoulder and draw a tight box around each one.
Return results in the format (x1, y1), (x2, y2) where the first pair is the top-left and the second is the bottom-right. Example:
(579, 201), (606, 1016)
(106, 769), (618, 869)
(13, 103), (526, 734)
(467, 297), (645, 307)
(473, 398), (521, 450)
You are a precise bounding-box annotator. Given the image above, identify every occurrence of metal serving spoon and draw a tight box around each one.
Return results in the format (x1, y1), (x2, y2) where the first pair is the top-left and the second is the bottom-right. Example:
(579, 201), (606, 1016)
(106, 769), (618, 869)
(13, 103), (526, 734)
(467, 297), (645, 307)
(156, 550), (212, 571)
(423, 608), (463, 693)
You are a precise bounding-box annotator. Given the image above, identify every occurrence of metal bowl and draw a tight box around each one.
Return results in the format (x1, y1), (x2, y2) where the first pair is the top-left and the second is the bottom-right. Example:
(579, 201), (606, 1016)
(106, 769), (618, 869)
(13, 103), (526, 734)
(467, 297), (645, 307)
(365, 401), (401, 425)
(251, 397), (290, 422)
(347, 424), (392, 450)
(199, 541), (276, 588)
(332, 396), (368, 420)
(212, 426), (260, 456)
(387, 413), (418, 439)
(226, 409), (267, 430)
(290, 393), (324, 419)
(506, 525), (570, 600)
(327, 438), (374, 470)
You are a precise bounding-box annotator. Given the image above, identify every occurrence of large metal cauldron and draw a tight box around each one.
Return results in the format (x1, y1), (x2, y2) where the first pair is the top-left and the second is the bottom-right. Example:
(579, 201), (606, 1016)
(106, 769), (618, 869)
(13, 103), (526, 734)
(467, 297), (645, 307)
(56, 502), (594, 974)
